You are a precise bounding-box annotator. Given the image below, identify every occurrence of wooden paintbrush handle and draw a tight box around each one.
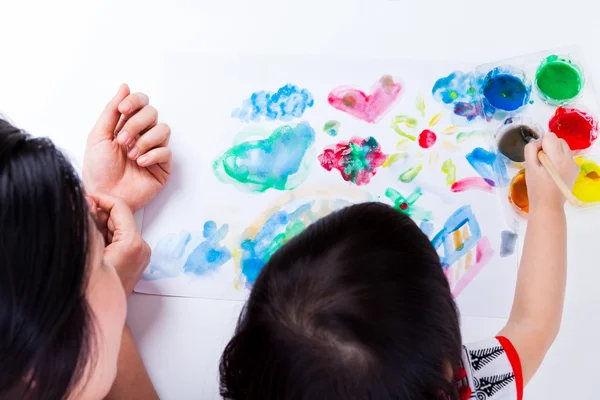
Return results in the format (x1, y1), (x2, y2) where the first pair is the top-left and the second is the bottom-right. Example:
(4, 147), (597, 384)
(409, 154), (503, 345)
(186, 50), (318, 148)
(537, 150), (584, 207)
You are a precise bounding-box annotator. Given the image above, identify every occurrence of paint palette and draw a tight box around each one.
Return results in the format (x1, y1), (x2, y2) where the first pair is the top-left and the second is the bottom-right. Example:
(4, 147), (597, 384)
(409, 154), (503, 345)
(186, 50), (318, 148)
(471, 46), (600, 230)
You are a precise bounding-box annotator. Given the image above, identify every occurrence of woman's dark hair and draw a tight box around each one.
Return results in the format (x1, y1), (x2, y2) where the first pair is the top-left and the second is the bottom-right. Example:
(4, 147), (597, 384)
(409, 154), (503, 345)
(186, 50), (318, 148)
(0, 118), (94, 399)
(220, 202), (462, 400)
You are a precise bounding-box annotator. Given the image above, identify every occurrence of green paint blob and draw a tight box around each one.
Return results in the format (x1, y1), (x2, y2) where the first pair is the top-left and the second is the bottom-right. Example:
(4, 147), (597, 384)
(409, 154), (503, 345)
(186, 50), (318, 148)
(323, 120), (340, 136)
(398, 164), (422, 183)
(213, 122), (315, 192)
(535, 55), (583, 104)
(456, 130), (488, 143)
(441, 159), (456, 185)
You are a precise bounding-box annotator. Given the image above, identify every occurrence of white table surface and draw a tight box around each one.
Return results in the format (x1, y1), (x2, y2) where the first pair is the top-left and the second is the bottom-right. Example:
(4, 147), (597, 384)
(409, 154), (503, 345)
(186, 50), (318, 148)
(2, 1), (600, 398)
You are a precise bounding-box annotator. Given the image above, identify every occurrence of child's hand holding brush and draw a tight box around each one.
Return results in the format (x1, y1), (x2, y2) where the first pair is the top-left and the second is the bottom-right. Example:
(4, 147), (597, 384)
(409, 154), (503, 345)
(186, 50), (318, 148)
(524, 132), (579, 211)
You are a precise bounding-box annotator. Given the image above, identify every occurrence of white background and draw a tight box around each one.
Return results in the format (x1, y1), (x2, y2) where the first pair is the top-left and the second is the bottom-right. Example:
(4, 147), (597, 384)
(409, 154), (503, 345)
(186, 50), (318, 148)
(1, 1), (599, 398)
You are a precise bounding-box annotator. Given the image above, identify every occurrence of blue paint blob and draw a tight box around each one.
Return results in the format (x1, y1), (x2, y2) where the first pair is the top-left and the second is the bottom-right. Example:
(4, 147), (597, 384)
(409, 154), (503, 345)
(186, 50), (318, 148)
(232, 84), (315, 122)
(183, 221), (232, 276)
(466, 147), (509, 187)
(420, 221), (434, 238)
(500, 230), (518, 257)
(142, 231), (192, 280)
(482, 68), (530, 112)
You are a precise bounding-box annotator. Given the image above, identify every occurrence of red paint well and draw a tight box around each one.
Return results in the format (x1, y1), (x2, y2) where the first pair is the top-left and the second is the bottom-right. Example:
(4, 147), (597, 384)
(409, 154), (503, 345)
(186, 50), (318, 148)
(548, 107), (598, 151)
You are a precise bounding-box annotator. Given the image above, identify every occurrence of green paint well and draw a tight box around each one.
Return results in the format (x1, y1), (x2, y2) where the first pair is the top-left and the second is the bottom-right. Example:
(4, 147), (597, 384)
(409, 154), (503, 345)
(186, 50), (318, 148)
(535, 55), (583, 104)
(398, 164), (422, 183)
(385, 187), (433, 221)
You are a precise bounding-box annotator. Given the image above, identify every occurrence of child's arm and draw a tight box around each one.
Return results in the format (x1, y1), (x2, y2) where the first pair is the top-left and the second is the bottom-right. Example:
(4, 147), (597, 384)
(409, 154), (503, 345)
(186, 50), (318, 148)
(498, 132), (579, 385)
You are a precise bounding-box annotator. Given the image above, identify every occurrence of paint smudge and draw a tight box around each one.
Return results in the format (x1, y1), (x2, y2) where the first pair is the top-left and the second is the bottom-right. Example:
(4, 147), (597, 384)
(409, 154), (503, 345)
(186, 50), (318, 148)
(466, 147), (509, 187)
(482, 67), (531, 112)
(446, 236), (493, 298)
(382, 153), (409, 168)
(429, 112), (443, 127)
(328, 75), (403, 123)
(572, 156), (600, 203)
(323, 120), (340, 136)
(394, 114), (419, 128)
(440, 141), (461, 152)
(239, 203), (312, 285)
(416, 92), (426, 117)
(536, 55), (583, 104)
(142, 232), (192, 280)
(318, 136), (387, 185)
(549, 106), (598, 151)
(456, 130), (489, 143)
(396, 140), (410, 151)
(429, 150), (439, 167)
(509, 169), (529, 217)
(451, 177), (494, 193)
(213, 122), (315, 192)
(399, 164), (423, 183)
(232, 84), (314, 122)
(418, 129), (437, 149)
(441, 159), (457, 185)
(420, 221), (434, 237)
(497, 125), (539, 162)
(431, 205), (489, 269)
(500, 230), (518, 257)
(441, 125), (458, 135)
(432, 71), (490, 122)
(392, 120), (417, 141)
(184, 221), (232, 276)
(385, 187), (433, 221)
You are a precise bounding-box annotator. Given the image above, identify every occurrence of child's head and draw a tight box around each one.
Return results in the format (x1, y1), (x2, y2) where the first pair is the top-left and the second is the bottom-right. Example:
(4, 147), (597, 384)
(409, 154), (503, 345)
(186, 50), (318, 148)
(220, 202), (462, 400)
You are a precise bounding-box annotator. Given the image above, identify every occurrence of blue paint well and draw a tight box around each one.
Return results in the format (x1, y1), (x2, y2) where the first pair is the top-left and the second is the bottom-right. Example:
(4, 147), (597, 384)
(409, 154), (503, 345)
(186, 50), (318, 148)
(142, 231), (192, 280)
(183, 221), (232, 276)
(466, 147), (509, 187)
(232, 84), (315, 122)
(482, 68), (530, 112)
(431, 206), (482, 268)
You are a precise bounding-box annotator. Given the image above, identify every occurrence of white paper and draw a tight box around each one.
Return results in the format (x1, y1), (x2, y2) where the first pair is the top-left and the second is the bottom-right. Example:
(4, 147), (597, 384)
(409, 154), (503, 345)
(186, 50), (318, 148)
(135, 54), (518, 318)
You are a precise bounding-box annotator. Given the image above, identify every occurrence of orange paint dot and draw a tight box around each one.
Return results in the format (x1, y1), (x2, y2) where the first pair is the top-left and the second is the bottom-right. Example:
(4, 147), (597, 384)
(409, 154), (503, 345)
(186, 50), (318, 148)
(509, 169), (529, 218)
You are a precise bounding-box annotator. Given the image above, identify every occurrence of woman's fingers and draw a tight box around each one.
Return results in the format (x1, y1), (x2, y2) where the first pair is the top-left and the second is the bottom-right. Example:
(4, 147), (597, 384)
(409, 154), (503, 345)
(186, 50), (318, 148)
(116, 105), (158, 147)
(89, 192), (137, 234)
(114, 92), (151, 133)
(137, 146), (172, 169)
(128, 123), (171, 161)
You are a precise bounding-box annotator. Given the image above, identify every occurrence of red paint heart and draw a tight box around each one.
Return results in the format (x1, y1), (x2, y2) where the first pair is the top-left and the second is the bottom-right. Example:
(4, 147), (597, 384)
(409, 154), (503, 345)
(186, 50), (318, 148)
(328, 75), (404, 123)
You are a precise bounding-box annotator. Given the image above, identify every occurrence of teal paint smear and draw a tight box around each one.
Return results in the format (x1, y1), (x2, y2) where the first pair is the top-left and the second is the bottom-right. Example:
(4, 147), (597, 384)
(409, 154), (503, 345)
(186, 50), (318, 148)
(213, 122), (316, 192)
(385, 187), (433, 221)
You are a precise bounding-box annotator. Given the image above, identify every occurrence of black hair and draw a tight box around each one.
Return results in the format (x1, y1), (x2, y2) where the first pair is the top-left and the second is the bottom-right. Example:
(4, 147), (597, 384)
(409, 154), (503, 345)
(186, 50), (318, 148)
(220, 202), (462, 400)
(0, 118), (94, 399)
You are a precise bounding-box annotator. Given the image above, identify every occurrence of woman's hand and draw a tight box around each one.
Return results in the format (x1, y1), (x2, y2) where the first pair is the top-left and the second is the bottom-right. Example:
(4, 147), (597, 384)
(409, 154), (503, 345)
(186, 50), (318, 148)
(89, 193), (151, 296)
(84, 84), (172, 213)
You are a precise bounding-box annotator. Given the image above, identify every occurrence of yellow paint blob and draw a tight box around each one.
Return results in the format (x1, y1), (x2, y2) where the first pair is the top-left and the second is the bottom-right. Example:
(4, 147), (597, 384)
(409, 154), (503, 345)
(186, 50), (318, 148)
(572, 157), (600, 203)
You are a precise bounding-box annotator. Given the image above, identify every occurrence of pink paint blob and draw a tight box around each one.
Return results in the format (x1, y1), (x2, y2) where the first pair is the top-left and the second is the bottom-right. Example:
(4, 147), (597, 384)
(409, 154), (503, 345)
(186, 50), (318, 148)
(418, 129), (437, 148)
(451, 236), (493, 298)
(328, 75), (403, 124)
(451, 177), (494, 193)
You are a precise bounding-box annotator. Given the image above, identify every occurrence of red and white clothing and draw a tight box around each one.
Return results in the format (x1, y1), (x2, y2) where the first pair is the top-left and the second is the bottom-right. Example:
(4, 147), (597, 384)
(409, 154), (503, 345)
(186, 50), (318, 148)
(454, 336), (523, 400)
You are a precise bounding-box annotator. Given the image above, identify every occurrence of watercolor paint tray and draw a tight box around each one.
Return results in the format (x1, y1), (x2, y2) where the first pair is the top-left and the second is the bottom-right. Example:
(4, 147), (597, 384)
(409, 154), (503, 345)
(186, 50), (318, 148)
(470, 46), (600, 231)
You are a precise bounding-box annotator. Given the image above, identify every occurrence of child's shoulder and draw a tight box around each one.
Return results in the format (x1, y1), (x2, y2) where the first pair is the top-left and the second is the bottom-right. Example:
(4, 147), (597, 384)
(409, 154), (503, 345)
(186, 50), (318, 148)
(455, 337), (523, 400)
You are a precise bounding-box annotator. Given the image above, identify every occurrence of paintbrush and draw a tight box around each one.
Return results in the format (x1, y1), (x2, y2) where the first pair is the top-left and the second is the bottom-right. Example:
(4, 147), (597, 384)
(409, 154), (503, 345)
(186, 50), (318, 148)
(521, 131), (586, 208)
